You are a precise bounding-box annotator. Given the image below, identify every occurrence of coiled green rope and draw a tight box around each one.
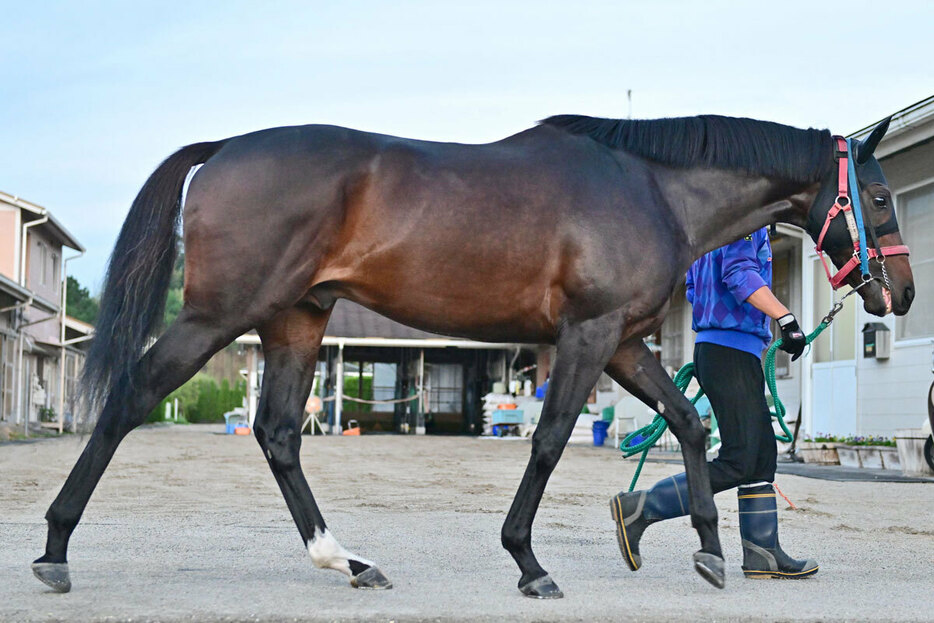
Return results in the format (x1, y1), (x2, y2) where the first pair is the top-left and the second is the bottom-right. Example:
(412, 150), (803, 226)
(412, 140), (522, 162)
(620, 321), (831, 492)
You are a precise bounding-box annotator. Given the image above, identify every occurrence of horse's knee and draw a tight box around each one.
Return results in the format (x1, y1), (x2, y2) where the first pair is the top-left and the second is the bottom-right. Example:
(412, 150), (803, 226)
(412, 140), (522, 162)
(254, 421), (300, 470)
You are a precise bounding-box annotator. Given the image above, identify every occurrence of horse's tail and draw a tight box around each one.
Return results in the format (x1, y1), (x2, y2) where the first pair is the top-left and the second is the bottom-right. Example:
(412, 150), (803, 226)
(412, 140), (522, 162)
(82, 139), (228, 418)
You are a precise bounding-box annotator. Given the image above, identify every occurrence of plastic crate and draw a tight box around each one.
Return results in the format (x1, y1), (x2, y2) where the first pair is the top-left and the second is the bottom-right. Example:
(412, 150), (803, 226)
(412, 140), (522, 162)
(492, 409), (524, 425)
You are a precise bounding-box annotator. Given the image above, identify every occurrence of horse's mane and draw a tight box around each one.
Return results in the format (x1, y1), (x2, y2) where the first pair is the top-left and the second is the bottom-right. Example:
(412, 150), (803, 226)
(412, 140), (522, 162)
(540, 114), (833, 183)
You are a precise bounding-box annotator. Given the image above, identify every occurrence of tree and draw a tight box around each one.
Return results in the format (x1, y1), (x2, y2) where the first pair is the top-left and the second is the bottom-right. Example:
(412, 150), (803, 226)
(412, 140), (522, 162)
(66, 276), (99, 325)
(163, 247), (185, 327)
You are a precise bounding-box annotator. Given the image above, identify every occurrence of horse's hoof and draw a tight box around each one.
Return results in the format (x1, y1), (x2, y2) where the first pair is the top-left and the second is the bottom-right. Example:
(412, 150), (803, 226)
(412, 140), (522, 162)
(693, 551), (725, 589)
(31, 562), (71, 593)
(519, 574), (564, 599)
(350, 566), (393, 590)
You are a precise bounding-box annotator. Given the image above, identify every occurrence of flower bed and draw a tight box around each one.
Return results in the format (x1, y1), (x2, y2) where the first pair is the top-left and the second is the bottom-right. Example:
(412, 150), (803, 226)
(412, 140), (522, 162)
(797, 440), (840, 464)
(802, 435), (898, 469)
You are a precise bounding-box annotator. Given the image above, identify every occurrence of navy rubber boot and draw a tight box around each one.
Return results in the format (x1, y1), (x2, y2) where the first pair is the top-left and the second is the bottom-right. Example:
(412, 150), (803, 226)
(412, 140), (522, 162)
(611, 473), (689, 571)
(738, 483), (818, 579)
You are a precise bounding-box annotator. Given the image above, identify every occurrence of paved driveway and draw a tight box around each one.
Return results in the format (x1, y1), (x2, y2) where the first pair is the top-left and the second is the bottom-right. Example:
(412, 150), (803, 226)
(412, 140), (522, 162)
(2, 425), (931, 622)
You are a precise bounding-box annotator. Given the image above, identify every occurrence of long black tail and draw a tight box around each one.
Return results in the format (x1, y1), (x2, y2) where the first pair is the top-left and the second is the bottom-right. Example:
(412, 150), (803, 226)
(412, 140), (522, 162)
(82, 140), (228, 416)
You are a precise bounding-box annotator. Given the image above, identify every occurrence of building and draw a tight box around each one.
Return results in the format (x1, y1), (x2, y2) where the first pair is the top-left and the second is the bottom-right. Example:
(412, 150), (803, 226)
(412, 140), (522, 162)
(0, 191), (90, 434)
(657, 96), (934, 439)
(236, 299), (534, 435)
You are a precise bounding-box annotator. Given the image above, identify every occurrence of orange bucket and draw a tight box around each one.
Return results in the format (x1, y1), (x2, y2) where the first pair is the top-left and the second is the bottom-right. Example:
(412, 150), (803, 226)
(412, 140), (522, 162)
(234, 426), (251, 436)
(342, 419), (361, 436)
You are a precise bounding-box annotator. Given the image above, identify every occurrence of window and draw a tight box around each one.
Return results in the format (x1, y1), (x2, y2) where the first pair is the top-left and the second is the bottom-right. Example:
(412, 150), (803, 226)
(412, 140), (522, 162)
(51, 253), (59, 290)
(426, 363), (463, 413)
(897, 182), (934, 340)
(38, 242), (48, 285)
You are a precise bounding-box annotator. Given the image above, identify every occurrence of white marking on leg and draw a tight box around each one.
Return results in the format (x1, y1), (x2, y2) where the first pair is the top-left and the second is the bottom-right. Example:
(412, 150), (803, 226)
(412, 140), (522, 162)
(306, 529), (374, 577)
(657, 402), (665, 414)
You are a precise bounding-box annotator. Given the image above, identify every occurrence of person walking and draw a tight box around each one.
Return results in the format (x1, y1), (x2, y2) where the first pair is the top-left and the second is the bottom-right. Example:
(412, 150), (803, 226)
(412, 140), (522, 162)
(612, 227), (818, 579)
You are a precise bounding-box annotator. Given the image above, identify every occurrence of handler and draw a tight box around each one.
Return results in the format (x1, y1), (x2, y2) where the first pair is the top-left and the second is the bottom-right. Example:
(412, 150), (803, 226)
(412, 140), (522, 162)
(613, 227), (818, 579)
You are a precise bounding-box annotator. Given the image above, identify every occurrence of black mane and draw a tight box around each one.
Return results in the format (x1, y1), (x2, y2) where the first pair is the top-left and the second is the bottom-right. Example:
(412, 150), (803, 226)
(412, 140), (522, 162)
(541, 114), (833, 183)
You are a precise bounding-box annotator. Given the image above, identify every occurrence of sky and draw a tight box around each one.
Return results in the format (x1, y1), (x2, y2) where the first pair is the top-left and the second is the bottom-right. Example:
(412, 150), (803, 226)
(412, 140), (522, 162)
(2, 1), (932, 292)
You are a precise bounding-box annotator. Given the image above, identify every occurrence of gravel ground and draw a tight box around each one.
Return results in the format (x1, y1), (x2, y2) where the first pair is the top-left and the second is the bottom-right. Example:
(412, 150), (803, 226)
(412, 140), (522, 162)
(1, 424), (932, 622)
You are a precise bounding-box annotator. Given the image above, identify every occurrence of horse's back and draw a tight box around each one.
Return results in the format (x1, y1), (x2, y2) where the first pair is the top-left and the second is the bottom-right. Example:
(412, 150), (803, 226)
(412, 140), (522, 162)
(181, 122), (678, 341)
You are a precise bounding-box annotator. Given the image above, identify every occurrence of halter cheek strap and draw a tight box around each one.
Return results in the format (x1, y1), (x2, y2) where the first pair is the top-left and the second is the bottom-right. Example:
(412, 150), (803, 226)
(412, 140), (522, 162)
(815, 136), (909, 290)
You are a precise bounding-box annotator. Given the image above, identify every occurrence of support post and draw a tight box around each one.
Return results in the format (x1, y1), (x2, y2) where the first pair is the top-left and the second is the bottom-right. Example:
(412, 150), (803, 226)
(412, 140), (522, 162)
(335, 341), (344, 435)
(416, 348), (426, 435)
(246, 345), (258, 427)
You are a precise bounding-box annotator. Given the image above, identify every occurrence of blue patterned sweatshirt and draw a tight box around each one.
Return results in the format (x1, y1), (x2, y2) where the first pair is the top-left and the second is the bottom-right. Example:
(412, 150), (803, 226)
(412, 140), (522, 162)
(685, 227), (772, 357)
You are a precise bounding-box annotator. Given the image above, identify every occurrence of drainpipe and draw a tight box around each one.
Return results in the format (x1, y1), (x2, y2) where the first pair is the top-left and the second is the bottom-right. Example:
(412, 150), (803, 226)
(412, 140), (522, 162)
(57, 250), (84, 433)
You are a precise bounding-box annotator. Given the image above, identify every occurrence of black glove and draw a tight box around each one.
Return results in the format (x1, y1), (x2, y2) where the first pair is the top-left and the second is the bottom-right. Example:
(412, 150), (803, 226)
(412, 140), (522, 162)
(777, 314), (806, 362)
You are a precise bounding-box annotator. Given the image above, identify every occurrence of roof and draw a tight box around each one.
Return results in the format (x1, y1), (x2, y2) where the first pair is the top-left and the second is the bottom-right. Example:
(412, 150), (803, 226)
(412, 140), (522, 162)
(235, 300), (524, 350)
(326, 300), (449, 340)
(64, 315), (94, 335)
(0, 190), (85, 252)
(30, 293), (59, 315)
(849, 94), (934, 159)
(0, 273), (31, 308)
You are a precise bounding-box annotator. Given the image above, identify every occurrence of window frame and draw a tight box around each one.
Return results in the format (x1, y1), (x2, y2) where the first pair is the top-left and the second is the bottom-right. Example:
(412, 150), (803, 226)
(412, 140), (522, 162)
(894, 176), (934, 344)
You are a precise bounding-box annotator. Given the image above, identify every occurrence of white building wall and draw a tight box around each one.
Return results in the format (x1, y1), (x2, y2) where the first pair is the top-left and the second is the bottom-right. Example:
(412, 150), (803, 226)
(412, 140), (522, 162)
(850, 138), (934, 435)
(856, 335), (931, 434)
(801, 120), (934, 438)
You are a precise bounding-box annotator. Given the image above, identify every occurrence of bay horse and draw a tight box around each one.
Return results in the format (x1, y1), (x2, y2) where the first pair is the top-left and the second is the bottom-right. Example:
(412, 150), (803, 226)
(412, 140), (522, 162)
(33, 113), (913, 597)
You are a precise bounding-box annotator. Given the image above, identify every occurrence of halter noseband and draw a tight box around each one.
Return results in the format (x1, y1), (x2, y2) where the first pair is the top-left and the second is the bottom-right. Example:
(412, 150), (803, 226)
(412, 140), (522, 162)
(815, 136), (909, 290)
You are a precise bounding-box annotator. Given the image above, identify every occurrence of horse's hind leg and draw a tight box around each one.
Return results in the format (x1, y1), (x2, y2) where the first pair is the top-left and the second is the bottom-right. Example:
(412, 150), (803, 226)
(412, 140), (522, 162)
(254, 306), (391, 590)
(33, 307), (246, 592)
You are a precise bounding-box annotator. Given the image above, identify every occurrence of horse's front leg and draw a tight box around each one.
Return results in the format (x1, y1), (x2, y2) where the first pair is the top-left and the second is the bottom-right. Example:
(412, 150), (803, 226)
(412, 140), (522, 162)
(501, 312), (624, 598)
(605, 340), (725, 588)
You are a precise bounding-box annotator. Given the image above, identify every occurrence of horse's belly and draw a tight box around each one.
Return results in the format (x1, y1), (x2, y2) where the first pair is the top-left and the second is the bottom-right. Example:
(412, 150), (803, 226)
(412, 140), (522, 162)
(309, 258), (562, 344)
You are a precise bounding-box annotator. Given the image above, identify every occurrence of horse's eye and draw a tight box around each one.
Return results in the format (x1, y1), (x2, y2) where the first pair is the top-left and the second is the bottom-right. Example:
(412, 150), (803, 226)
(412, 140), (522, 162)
(873, 196), (887, 209)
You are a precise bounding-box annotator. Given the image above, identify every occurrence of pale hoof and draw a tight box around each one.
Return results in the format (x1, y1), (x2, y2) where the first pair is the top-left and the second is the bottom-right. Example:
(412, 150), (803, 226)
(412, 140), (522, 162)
(32, 562), (71, 593)
(350, 566), (393, 589)
(693, 551), (725, 589)
(519, 574), (564, 599)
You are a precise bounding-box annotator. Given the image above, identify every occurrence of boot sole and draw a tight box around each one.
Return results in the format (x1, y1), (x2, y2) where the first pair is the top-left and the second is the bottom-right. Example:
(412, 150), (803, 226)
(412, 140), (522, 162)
(610, 494), (640, 571)
(743, 565), (819, 579)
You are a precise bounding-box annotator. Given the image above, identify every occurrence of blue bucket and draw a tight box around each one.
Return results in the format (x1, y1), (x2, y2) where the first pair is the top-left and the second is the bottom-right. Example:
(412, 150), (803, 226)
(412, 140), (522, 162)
(592, 420), (610, 446)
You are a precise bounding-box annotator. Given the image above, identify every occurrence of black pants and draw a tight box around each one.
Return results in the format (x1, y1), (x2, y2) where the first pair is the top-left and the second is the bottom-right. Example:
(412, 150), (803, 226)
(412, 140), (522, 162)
(694, 342), (776, 492)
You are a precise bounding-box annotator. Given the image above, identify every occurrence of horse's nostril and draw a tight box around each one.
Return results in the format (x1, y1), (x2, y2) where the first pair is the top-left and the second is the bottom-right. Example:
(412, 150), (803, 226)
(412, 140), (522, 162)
(903, 285), (914, 306)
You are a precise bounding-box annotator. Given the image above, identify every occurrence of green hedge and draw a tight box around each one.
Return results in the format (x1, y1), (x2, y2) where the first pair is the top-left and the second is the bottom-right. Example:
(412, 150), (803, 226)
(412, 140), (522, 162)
(148, 374), (246, 423)
(341, 375), (373, 412)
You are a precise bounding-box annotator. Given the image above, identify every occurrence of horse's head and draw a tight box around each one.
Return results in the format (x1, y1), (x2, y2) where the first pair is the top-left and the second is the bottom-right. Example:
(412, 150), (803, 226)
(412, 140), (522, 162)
(806, 117), (914, 317)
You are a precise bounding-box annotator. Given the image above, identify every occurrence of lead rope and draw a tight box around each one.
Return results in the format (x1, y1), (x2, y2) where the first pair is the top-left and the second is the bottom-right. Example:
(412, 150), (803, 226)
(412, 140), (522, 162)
(619, 283), (871, 492)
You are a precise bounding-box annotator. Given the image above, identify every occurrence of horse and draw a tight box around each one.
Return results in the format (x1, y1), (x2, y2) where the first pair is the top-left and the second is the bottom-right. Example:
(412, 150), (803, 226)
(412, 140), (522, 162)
(32, 113), (913, 598)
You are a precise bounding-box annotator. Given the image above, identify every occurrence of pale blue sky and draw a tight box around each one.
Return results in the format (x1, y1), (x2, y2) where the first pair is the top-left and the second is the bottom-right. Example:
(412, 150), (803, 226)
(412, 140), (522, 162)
(2, 0), (932, 291)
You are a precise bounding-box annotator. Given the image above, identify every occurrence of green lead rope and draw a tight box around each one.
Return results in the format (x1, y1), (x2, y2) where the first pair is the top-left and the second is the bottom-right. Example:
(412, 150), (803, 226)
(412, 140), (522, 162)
(620, 321), (831, 492)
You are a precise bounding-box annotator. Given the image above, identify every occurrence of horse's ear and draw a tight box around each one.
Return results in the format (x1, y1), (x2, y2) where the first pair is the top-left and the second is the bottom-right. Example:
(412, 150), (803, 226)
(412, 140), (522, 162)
(857, 116), (892, 163)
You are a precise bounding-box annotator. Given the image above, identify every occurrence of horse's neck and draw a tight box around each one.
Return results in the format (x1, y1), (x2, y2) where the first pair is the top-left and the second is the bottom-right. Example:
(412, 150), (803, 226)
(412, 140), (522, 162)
(656, 167), (816, 261)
